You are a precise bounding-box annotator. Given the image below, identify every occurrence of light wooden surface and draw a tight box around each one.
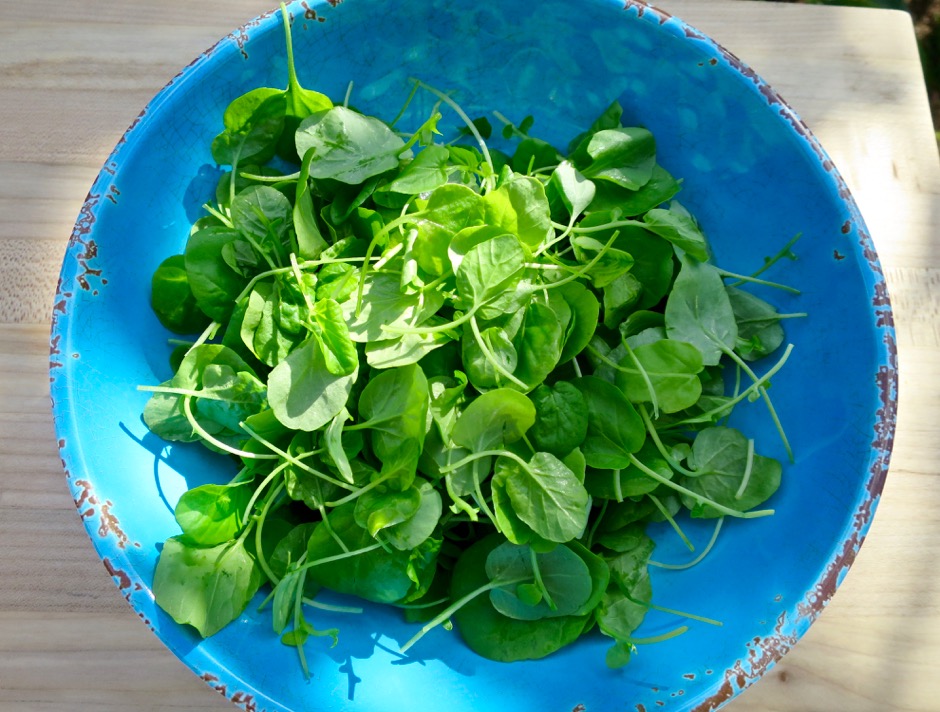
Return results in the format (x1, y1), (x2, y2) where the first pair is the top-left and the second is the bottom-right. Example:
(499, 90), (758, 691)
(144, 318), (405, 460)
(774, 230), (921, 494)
(1, 1), (937, 710)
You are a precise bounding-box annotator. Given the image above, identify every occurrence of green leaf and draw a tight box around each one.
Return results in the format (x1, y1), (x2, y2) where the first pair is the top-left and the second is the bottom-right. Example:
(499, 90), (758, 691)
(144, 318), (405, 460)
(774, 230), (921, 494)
(511, 301), (564, 391)
(501, 452), (591, 543)
(150, 254), (211, 334)
(642, 203), (710, 261)
(455, 234), (526, 311)
(365, 328), (454, 369)
(184, 226), (245, 322)
(383, 144), (451, 195)
(584, 441), (672, 500)
(143, 344), (259, 443)
(267, 334), (358, 431)
(482, 175), (554, 248)
(726, 286), (787, 361)
(306, 502), (436, 604)
(240, 281), (298, 366)
(153, 536), (263, 638)
(681, 427), (782, 517)
(486, 542), (593, 620)
(575, 128), (656, 189)
(615, 339), (704, 414)
(381, 479), (443, 551)
(450, 534), (589, 662)
(324, 409), (355, 483)
(548, 160), (596, 223)
(510, 137), (563, 175)
(665, 256), (738, 366)
(211, 90), (286, 167)
(295, 106), (406, 184)
(571, 235), (635, 288)
(528, 381), (589, 457)
(411, 184), (486, 276)
(462, 323), (518, 390)
(196, 364), (267, 433)
(451, 388), (536, 452)
(357, 363), (430, 463)
(294, 148), (329, 259)
(567, 100), (624, 155)
(573, 376), (646, 469)
(556, 281), (601, 363)
(342, 271), (444, 342)
(354, 484), (422, 538)
(309, 298), (358, 376)
(174, 482), (253, 546)
(586, 164), (680, 216)
(231, 185), (292, 246)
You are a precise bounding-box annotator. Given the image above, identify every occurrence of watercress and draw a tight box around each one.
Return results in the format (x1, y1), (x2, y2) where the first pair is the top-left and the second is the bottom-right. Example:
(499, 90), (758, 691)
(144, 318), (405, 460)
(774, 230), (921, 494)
(141, 2), (802, 678)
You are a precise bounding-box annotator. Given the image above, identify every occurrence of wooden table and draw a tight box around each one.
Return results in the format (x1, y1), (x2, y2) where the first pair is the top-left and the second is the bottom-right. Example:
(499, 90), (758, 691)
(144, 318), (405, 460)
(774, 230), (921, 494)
(1, 1), (937, 710)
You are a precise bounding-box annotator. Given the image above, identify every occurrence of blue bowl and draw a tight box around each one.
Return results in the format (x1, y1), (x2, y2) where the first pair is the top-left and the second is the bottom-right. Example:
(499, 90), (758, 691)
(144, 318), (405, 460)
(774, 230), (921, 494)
(50, 1), (897, 710)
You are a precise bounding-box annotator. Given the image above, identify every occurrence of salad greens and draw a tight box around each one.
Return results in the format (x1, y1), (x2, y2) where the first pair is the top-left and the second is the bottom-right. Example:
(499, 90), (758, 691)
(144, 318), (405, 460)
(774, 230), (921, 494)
(143, 4), (802, 674)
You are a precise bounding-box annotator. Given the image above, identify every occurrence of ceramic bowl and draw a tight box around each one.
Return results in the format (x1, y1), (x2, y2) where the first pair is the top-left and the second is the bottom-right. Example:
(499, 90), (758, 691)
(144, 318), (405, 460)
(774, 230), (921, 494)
(50, 1), (897, 710)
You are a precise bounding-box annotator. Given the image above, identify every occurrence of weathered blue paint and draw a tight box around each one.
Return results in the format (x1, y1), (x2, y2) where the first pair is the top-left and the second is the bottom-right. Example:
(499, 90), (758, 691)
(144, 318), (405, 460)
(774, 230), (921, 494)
(50, 1), (897, 711)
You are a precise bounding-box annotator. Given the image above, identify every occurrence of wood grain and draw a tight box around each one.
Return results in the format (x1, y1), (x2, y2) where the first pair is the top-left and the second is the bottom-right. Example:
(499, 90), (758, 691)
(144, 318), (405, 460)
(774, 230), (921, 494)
(1, 1), (937, 710)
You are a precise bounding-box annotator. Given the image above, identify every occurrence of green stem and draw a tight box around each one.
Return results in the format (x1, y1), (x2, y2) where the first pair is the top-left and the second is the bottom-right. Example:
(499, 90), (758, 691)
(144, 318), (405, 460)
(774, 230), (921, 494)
(663, 343), (793, 429)
(648, 493), (694, 552)
(237, 169), (302, 183)
(638, 405), (698, 477)
(204, 202), (234, 229)
(398, 110), (444, 154)
(628, 453), (773, 520)
(242, 460), (291, 526)
(530, 548), (556, 610)
(445, 473), (480, 521)
(439, 449), (527, 475)
(716, 268), (800, 295)
(717, 342), (793, 462)
(620, 336), (660, 419)
(470, 315), (528, 389)
(628, 625), (689, 646)
(736, 313), (808, 326)
(471, 460), (500, 531)
(735, 439), (755, 499)
(381, 306), (476, 336)
(388, 79), (421, 129)
(731, 232), (801, 285)
(316, 503), (350, 553)
(390, 597), (450, 610)
(649, 517), (724, 571)
(293, 543), (384, 575)
(238, 421), (358, 492)
(535, 231), (621, 291)
(412, 79), (495, 183)
(137, 384), (226, 401)
(181, 396), (277, 460)
(302, 598), (364, 614)
(585, 499), (608, 550)
(558, 218), (645, 234)
(253, 480), (287, 583)
(292, 568), (311, 679)
(324, 472), (393, 508)
(399, 576), (528, 654)
(571, 356), (583, 378)
(280, 2), (301, 97)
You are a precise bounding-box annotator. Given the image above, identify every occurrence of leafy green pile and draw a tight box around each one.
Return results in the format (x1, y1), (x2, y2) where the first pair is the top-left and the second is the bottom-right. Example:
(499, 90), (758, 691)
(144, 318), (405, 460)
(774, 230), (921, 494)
(142, 6), (801, 673)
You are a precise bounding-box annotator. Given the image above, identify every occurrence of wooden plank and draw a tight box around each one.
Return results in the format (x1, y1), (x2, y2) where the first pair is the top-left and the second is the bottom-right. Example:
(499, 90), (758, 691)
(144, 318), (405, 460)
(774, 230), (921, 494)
(1, 1), (937, 711)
